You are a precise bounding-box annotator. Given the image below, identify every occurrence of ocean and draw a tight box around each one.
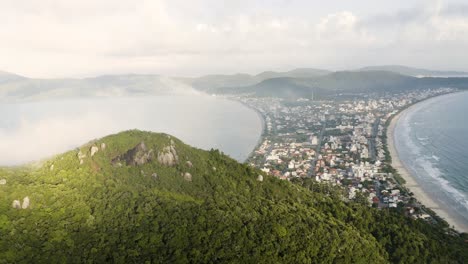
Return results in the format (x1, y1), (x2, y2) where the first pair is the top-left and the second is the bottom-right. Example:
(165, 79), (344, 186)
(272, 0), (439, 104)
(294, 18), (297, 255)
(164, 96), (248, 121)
(0, 95), (263, 165)
(394, 91), (468, 227)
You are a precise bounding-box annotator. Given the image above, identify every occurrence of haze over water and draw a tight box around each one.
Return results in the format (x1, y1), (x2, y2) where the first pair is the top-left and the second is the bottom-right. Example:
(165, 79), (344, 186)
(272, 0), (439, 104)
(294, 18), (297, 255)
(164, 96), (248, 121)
(0, 95), (263, 166)
(394, 92), (468, 227)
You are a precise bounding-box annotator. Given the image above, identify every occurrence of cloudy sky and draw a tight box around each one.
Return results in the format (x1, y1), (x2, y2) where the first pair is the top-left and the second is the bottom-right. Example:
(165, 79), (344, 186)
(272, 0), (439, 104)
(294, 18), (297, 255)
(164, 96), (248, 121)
(1, 0), (467, 78)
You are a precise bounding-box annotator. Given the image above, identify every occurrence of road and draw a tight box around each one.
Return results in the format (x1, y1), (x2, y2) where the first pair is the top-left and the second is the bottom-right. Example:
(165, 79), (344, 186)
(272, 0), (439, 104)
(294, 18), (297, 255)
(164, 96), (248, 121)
(310, 123), (326, 176)
(368, 118), (380, 161)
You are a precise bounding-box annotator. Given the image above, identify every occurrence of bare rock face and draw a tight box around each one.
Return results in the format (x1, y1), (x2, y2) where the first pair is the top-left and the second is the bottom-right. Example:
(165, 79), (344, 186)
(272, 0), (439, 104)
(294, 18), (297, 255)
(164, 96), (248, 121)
(157, 145), (179, 166)
(183, 172), (192, 182)
(77, 151), (86, 165)
(112, 142), (153, 167)
(0, 179), (6, 185)
(22, 197), (30, 209)
(12, 200), (21, 209)
(90, 146), (99, 157)
(257, 175), (264, 182)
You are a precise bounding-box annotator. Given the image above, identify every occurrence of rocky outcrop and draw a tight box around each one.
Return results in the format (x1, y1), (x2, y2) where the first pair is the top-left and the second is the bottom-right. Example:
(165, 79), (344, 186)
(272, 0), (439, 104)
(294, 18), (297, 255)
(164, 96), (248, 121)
(12, 200), (21, 209)
(112, 142), (153, 167)
(157, 145), (179, 166)
(90, 146), (99, 157)
(77, 151), (86, 165)
(0, 179), (6, 185)
(257, 175), (264, 182)
(12, 197), (30, 209)
(22, 197), (30, 209)
(186, 161), (193, 168)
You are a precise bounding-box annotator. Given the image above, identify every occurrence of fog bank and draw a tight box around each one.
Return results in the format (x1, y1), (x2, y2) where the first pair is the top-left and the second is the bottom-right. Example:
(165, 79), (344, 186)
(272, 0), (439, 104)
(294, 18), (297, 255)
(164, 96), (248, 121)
(0, 96), (262, 165)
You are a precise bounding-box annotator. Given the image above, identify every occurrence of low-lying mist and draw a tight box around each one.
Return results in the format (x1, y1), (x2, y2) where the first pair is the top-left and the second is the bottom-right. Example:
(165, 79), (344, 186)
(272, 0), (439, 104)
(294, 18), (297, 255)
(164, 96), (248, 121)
(0, 95), (263, 166)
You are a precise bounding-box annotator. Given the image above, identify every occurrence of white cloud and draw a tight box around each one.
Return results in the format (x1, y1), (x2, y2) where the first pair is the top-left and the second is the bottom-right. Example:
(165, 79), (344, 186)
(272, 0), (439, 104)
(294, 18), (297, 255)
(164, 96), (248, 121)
(315, 11), (376, 45)
(0, 0), (467, 77)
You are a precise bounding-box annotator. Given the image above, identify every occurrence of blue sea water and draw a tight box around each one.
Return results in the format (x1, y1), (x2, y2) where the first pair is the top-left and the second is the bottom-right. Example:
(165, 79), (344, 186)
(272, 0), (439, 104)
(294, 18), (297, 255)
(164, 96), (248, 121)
(394, 91), (468, 228)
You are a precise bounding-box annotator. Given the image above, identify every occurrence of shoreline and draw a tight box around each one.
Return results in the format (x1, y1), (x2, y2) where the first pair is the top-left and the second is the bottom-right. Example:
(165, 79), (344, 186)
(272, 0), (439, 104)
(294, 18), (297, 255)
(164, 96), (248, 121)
(235, 99), (267, 163)
(387, 94), (468, 233)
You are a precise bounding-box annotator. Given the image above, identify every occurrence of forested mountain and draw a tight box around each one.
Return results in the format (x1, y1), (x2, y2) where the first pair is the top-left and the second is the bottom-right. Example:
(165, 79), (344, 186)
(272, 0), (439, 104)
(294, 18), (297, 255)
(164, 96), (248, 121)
(358, 65), (468, 77)
(3, 67), (468, 102)
(184, 68), (331, 92)
(212, 71), (468, 99)
(0, 130), (466, 263)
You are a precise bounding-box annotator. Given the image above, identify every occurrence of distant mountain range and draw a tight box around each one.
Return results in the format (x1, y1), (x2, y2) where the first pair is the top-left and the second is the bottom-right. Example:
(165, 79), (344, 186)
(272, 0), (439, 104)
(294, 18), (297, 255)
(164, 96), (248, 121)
(0, 73), (198, 102)
(181, 68), (331, 92)
(207, 71), (468, 99)
(358, 65), (468, 77)
(1, 65), (468, 101)
(0, 70), (26, 84)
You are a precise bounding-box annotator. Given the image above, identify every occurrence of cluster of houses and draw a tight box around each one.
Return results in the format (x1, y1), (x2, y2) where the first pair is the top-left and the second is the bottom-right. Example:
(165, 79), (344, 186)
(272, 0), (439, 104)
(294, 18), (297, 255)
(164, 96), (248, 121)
(238, 87), (456, 217)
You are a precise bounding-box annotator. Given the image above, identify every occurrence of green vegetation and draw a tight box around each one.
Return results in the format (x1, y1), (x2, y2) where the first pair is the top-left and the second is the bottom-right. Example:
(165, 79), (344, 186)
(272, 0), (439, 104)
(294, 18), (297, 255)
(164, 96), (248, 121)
(188, 68), (331, 92)
(0, 130), (466, 263)
(213, 71), (468, 99)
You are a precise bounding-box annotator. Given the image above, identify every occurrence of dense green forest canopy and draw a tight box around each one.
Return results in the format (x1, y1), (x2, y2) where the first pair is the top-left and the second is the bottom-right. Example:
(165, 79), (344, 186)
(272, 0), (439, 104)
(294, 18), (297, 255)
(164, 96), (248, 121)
(0, 130), (466, 263)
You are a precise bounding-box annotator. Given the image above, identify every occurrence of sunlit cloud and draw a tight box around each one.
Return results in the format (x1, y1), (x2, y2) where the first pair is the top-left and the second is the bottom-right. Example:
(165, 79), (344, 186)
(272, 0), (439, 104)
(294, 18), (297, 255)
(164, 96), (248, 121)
(0, 0), (467, 77)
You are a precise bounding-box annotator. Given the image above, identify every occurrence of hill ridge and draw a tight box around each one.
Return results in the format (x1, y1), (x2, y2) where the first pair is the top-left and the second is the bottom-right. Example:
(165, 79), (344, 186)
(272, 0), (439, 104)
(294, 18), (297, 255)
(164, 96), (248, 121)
(0, 130), (467, 263)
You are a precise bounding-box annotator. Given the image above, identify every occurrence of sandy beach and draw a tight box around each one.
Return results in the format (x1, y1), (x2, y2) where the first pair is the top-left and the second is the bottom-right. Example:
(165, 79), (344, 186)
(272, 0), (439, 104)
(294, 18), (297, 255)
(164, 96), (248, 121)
(387, 106), (468, 233)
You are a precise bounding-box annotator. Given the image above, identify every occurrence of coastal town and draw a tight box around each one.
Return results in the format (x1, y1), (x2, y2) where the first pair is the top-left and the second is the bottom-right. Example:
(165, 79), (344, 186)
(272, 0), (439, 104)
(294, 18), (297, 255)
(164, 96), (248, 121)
(234, 87), (458, 226)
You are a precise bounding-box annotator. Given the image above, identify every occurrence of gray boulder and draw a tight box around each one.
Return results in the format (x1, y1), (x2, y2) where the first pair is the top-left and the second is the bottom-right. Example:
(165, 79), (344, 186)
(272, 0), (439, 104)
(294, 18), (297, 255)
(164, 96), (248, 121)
(77, 151), (86, 165)
(90, 146), (99, 157)
(157, 145), (179, 166)
(12, 200), (21, 209)
(183, 172), (192, 182)
(22, 197), (30, 209)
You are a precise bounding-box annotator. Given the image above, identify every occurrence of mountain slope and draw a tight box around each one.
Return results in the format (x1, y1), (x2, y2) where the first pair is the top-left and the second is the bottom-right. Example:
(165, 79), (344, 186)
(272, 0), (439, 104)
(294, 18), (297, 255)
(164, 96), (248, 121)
(256, 68), (331, 80)
(186, 68), (331, 93)
(218, 71), (418, 98)
(1, 130), (467, 263)
(0, 70), (26, 84)
(0, 75), (198, 102)
(359, 65), (468, 77)
(216, 71), (468, 99)
(185, 73), (259, 92)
